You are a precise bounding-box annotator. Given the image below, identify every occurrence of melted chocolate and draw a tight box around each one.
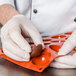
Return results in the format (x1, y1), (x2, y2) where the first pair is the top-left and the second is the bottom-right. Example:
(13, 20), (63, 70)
(30, 44), (43, 58)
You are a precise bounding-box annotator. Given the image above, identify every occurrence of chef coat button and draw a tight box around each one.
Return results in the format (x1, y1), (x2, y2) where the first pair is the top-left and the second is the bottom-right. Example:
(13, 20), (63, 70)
(74, 17), (76, 22)
(33, 9), (37, 14)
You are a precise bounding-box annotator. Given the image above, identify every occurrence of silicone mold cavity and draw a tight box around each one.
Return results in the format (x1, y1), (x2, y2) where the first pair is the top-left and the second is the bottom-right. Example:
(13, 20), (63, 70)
(32, 52), (51, 66)
(49, 45), (61, 52)
(65, 32), (72, 35)
(43, 38), (51, 41)
(51, 35), (60, 38)
(60, 35), (66, 38)
(51, 40), (59, 42)
(44, 42), (51, 45)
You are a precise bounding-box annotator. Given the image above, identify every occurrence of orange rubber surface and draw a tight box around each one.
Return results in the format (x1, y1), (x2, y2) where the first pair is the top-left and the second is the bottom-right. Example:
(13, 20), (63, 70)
(0, 32), (75, 72)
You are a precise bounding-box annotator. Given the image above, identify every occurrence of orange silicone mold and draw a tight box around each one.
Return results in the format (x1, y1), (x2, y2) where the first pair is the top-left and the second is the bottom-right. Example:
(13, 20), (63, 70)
(0, 32), (75, 72)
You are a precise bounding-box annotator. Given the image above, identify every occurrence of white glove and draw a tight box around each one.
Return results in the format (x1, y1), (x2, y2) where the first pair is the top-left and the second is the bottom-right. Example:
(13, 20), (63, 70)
(1, 15), (44, 62)
(50, 30), (76, 68)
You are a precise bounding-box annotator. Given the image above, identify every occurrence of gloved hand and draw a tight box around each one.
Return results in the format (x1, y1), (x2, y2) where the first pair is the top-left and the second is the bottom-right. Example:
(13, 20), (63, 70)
(1, 14), (44, 62)
(50, 30), (76, 68)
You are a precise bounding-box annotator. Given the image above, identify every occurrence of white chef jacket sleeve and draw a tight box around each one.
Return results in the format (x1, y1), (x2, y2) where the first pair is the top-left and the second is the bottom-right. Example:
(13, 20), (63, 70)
(0, 0), (15, 7)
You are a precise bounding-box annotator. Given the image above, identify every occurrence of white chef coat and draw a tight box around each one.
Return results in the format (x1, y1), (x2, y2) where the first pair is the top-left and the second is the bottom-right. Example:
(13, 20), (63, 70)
(0, 0), (76, 36)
